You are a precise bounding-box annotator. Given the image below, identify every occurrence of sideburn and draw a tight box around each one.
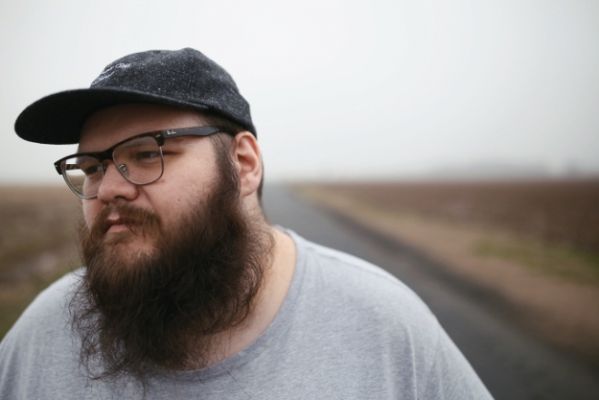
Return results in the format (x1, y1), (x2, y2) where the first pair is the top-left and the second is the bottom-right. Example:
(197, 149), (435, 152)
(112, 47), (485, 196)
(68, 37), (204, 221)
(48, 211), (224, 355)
(71, 135), (273, 382)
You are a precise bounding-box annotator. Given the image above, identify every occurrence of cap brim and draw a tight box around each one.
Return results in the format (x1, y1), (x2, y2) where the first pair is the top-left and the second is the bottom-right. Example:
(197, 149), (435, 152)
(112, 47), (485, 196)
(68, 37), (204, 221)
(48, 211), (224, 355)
(15, 88), (211, 144)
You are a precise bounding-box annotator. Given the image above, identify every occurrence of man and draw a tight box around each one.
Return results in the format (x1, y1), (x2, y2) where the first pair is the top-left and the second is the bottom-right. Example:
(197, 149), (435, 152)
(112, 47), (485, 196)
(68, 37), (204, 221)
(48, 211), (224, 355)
(0, 48), (492, 399)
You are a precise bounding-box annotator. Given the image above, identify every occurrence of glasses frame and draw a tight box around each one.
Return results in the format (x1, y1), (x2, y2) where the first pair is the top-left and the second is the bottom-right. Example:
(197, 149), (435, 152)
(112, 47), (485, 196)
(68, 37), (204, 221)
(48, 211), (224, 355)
(54, 126), (232, 199)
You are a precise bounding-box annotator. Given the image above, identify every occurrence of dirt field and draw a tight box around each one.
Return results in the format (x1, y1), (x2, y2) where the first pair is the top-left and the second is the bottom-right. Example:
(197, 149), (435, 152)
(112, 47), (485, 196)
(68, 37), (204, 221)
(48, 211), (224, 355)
(295, 179), (599, 366)
(301, 179), (599, 253)
(0, 185), (81, 339)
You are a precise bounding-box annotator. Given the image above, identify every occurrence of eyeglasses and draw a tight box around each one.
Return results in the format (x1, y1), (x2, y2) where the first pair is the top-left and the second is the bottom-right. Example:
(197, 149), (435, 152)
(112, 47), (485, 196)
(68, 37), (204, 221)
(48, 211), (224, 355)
(54, 126), (231, 199)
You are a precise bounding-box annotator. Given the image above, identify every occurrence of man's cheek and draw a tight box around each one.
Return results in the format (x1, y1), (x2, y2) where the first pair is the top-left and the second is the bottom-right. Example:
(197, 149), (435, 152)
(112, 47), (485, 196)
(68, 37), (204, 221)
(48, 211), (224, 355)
(82, 202), (100, 230)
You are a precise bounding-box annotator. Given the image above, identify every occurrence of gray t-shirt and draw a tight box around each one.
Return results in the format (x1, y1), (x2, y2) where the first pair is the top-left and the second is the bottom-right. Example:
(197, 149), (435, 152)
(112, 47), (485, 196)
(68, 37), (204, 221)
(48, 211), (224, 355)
(0, 230), (492, 399)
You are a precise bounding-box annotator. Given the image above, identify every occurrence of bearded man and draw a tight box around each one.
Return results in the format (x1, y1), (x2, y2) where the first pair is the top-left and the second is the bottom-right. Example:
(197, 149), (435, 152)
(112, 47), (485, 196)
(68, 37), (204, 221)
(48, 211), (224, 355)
(0, 48), (492, 399)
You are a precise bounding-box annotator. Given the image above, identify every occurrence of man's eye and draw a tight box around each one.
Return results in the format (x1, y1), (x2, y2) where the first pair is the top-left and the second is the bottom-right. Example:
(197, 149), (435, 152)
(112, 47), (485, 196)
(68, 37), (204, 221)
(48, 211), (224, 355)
(134, 151), (161, 162)
(82, 164), (102, 176)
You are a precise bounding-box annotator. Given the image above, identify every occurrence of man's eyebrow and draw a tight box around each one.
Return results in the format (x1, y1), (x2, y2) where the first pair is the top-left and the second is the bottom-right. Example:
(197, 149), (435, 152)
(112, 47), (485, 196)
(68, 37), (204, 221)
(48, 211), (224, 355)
(163, 136), (192, 146)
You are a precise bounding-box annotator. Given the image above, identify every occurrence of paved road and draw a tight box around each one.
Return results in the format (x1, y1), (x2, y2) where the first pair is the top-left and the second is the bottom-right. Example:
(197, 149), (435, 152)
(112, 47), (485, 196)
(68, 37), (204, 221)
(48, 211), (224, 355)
(263, 185), (599, 400)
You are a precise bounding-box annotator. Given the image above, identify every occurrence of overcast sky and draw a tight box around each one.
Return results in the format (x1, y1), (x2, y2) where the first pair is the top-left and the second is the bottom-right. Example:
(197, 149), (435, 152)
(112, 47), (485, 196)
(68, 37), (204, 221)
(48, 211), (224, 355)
(1, 0), (598, 184)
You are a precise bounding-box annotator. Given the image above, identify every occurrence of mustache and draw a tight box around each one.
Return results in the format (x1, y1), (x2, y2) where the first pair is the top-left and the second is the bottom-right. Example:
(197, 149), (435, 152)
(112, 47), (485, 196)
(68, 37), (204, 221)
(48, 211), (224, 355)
(89, 204), (162, 239)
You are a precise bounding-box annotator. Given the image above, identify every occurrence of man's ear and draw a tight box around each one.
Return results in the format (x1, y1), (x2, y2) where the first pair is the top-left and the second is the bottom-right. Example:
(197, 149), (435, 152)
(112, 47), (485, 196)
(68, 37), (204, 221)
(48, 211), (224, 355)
(231, 131), (262, 197)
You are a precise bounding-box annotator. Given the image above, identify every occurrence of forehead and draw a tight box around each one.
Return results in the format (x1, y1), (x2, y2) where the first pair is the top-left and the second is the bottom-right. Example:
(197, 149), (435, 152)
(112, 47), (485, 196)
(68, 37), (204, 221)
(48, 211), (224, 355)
(79, 104), (208, 152)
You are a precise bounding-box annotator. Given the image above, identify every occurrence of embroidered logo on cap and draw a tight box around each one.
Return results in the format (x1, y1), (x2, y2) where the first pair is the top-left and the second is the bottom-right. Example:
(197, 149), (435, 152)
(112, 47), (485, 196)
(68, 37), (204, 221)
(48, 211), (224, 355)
(92, 63), (132, 85)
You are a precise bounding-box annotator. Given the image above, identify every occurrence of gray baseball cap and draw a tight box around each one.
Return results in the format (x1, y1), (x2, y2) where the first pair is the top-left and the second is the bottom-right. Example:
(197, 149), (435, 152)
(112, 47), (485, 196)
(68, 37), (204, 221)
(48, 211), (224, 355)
(15, 48), (255, 144)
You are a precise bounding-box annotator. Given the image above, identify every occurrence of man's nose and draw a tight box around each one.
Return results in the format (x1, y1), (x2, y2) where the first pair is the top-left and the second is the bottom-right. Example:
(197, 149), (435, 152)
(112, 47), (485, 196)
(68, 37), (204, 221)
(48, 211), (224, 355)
(95, 162), (138, 203)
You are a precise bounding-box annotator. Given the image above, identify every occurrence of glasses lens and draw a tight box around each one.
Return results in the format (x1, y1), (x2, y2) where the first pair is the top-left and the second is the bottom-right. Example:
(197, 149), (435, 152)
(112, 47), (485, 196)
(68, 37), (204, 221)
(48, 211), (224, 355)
(59, 135), (164, 199)
(61, 155), (104, 198)
(113, 136), (163, 185)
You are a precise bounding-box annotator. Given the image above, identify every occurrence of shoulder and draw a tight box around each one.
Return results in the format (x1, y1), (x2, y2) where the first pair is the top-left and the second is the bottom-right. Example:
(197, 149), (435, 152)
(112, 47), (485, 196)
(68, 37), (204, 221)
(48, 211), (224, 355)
(1, 270), (82, 356)
(291, 231), (440, 347)
(13, 270), (81, 331)
(287, 231), (493, 398)
(294, 232), (433, 319)
(0, 271), (84, 398)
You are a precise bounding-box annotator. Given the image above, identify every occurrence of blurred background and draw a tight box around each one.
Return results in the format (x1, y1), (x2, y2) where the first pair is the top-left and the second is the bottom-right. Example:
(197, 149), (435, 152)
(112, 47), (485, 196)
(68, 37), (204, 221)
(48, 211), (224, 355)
(2, 0), (599, 183)
(1, 1), (598, 399)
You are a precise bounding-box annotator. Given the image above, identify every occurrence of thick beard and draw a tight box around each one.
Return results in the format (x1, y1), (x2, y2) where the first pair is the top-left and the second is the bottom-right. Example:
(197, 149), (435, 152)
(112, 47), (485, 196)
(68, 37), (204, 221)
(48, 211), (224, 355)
(71, 148), (273, 381)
